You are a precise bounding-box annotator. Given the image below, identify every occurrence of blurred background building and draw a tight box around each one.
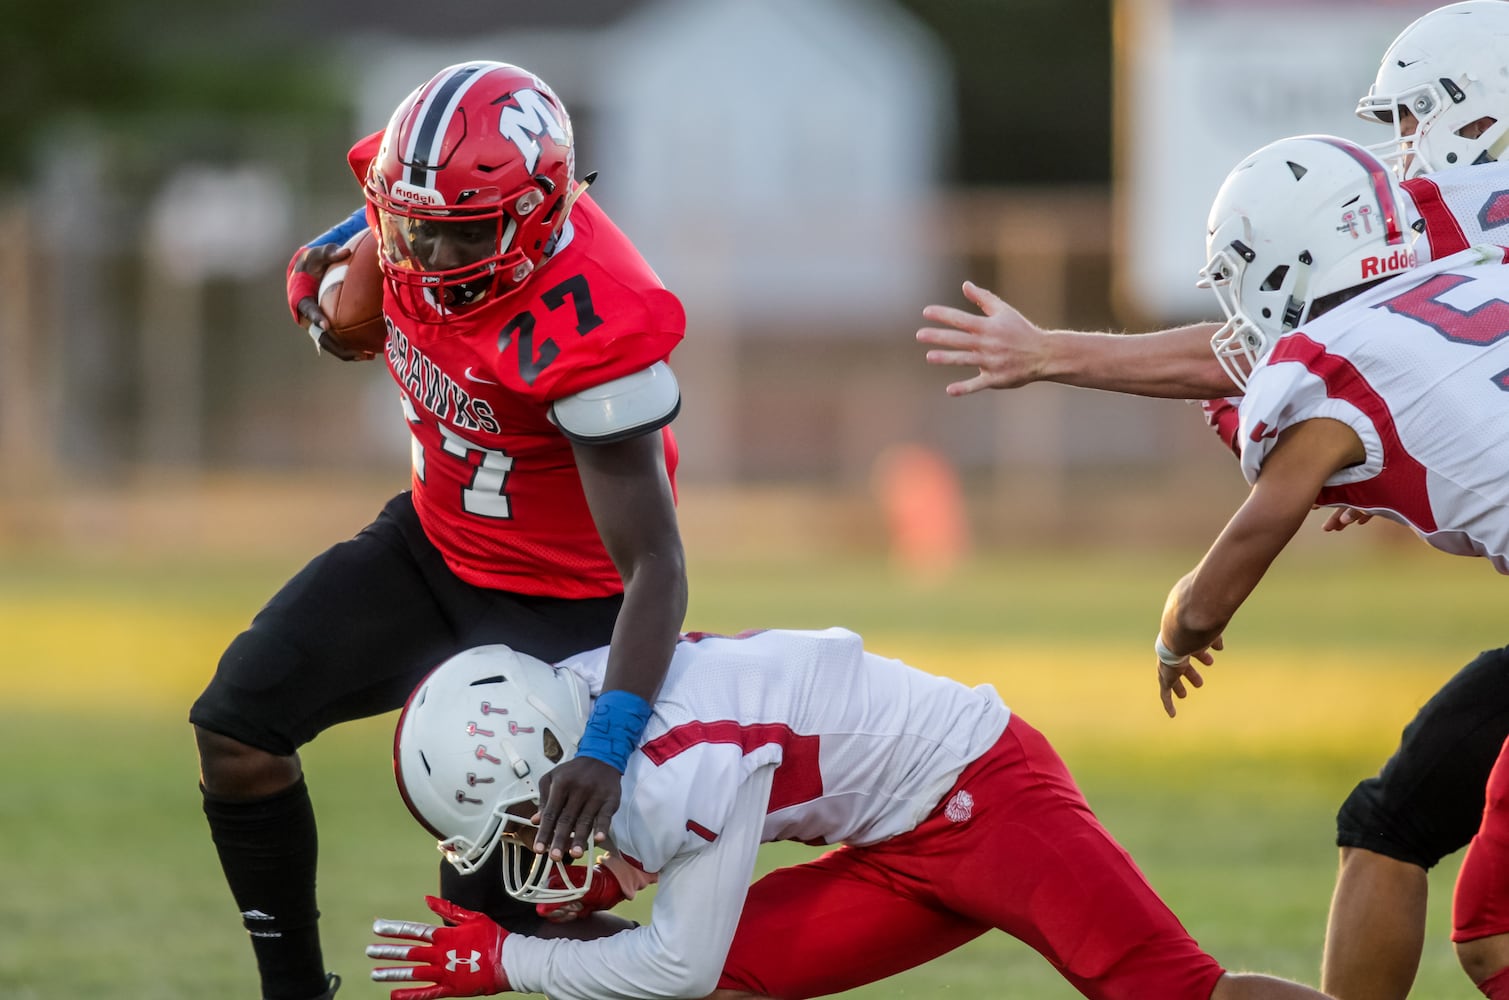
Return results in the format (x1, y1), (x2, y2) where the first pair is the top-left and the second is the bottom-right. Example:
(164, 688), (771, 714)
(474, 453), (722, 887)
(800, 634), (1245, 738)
(0, 0), (1447, 561)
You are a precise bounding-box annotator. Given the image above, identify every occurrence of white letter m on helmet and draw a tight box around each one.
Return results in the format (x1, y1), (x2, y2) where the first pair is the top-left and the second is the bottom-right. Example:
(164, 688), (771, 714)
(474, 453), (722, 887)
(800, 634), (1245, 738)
(497, 90), (566, 174)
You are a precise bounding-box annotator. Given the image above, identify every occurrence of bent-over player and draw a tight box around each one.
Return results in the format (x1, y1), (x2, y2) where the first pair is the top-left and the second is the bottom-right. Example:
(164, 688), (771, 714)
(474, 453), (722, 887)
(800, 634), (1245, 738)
(1149, 133), (1509, 998)
(368, 630), (1333, 1000)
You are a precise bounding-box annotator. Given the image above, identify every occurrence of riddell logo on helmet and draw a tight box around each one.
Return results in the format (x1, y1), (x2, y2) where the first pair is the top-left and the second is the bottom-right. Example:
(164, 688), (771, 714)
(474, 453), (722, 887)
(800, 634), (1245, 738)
(1360, 248), (1416, 278)
(391, 181), (444, 207)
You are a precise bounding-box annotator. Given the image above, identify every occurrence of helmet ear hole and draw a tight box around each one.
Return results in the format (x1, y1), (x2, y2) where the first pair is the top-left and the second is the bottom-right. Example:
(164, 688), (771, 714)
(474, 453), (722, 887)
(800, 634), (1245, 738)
(542, 728), (563, 764)
(1260, 266), (1289, 292)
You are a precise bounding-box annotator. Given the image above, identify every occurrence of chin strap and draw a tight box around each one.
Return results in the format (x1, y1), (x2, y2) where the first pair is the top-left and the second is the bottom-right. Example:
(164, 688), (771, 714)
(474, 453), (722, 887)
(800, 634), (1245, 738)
(562, 171), (598, 218)
(538, 172), (597, 262)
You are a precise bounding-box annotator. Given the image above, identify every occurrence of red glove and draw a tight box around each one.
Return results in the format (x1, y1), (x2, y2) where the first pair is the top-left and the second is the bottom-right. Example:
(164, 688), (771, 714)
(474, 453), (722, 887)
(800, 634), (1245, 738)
(368, 896), (512, 1000)
(286, 246), (320, 323)
(285, 243), (352, 325)
(535, 862), (628, 923)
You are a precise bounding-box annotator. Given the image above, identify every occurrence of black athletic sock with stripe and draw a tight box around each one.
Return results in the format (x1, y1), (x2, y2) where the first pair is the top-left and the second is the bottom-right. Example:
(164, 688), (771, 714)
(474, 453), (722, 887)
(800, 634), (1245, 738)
(202, 777), (329, 1000)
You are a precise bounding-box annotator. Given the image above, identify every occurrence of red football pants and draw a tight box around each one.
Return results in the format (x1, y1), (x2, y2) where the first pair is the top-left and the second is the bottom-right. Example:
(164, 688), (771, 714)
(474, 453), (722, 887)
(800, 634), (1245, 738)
(1455, 735), (1509, 943)
(718, 715), (1226, 999)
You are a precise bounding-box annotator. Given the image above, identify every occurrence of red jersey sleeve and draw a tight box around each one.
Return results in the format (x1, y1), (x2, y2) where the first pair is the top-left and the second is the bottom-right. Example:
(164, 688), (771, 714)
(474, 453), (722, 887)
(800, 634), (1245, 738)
(347, 130), (383, 185)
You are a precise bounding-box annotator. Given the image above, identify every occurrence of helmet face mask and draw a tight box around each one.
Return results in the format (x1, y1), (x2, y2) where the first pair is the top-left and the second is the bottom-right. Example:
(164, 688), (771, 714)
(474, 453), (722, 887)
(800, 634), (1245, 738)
(1198, 135), (1415, 389)
(376, 213), (515, 309)
(366, 61), (579, 321)
(1198, 234), (1305, 391)
(1356, 0), (1509, 177)
(393, 644), (599, 902)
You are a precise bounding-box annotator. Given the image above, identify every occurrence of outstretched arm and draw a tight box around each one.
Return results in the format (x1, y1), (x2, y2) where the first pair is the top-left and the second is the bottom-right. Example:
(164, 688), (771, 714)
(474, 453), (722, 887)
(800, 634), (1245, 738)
(533, 429), (687, 861)
(917, 281), (1234, 399)
(1156, 417), (1366, 717)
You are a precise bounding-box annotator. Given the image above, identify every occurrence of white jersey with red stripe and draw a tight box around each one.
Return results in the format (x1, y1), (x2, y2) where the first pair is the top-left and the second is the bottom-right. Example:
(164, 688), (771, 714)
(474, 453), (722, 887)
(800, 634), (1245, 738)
(1198, 164), (1509, 455)
(501, 626), (1011, 999)
(1405, 161), (1509, 261)
(1237, 247), (1509, 572)
(576, 626), (1010, 870)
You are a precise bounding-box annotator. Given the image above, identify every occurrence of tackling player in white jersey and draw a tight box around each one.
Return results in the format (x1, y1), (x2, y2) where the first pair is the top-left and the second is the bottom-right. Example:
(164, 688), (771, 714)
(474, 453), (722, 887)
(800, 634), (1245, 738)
(915, 6), (1509, 998)
(915, 156), (1509, 402)
(1153, 132), (1509, 1000)
(368, 630), (1331, 1000)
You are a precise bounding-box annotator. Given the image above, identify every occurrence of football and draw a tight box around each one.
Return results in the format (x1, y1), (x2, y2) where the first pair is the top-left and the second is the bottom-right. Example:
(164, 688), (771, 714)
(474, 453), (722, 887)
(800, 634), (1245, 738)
(317, 228), (386, 357)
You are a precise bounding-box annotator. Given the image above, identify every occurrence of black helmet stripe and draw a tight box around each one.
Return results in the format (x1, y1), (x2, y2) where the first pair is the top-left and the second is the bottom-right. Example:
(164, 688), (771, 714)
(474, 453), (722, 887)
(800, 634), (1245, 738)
(403, 62), (490, 190)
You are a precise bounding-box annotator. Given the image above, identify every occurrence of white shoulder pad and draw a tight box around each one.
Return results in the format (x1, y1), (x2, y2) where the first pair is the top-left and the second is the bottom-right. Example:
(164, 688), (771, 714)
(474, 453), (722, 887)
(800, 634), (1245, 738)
(550, 362), (680, 444)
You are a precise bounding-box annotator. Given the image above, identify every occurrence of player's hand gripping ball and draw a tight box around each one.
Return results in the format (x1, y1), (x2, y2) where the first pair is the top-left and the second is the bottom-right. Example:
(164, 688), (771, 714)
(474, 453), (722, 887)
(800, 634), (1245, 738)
(316, 228), (386, 358)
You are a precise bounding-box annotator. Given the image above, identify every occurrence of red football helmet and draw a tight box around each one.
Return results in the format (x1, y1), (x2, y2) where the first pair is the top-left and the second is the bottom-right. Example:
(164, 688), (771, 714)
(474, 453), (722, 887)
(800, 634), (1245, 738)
(366, 61), (580, 320)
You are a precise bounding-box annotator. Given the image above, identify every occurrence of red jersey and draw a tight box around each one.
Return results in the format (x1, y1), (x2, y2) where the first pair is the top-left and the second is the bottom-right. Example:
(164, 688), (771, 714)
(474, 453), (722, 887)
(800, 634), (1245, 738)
(347, 135), (686, 596)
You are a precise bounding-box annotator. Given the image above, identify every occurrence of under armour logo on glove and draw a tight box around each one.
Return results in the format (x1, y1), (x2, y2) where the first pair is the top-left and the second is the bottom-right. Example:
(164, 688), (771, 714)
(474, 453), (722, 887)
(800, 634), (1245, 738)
(368, 895), (511, 999)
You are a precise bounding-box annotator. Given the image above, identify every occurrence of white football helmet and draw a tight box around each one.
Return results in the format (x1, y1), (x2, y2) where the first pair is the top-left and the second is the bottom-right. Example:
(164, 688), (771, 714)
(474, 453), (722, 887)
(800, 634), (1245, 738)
(1357, 1), (1509, 177)
(393, 644), (598, 903)
(1198, 135), (1415, 389)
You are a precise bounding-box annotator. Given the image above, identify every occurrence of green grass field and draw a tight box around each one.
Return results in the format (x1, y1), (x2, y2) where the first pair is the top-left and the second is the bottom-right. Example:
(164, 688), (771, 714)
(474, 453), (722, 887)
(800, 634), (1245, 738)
(1, 540), (1502, 999)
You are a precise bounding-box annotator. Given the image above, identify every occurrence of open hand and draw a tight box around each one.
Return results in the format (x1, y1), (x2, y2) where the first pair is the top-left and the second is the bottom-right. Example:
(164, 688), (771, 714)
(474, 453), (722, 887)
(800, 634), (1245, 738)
(532, 756), (620, 861)
(916, 281), (1050, 395)
(368, 896), (511, 1000)
(1158, 637), (1222, 718)
(1318, 505), (1373, 532)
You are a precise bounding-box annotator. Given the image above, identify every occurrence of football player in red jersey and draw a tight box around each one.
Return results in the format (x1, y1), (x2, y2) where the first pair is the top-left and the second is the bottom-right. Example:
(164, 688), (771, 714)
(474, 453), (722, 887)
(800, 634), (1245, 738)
(915, 6), (1509, 999)
(190, 62), (688, 1000)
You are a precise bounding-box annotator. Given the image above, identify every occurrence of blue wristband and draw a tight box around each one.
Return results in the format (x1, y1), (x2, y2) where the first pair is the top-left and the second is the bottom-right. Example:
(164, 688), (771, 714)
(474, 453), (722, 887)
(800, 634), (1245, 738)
(304, 206), (368, 249)
(577, 690), (653, 773)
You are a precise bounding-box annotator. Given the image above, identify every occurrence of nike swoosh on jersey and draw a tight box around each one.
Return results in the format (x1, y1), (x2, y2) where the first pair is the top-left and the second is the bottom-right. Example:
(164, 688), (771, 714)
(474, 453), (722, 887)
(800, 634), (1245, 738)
(464, 366), (500, 385)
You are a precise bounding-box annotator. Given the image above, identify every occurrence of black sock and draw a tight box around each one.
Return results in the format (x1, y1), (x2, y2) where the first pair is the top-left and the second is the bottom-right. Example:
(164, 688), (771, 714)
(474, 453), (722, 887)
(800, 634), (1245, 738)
(202, 777), (329, 1000)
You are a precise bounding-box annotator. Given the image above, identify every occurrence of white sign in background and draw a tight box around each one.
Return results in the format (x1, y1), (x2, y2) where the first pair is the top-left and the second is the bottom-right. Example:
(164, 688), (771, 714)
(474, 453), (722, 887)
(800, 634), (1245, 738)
(1114, 0), (1445, 323)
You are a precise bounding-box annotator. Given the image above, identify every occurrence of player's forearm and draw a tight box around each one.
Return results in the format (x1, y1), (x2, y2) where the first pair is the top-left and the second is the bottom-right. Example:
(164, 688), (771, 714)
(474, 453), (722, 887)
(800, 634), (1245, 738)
(1161, 512), (1297, 652)
(1040, 323), (1233, 398)
(1159, 568), (1231, 657)
(576, 431), (688, 703)
(503, 894), (726, 1000)
(1161, 470), (1321, 654)
(505, 772), (771, 998)
(603, 551), (687, 702)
